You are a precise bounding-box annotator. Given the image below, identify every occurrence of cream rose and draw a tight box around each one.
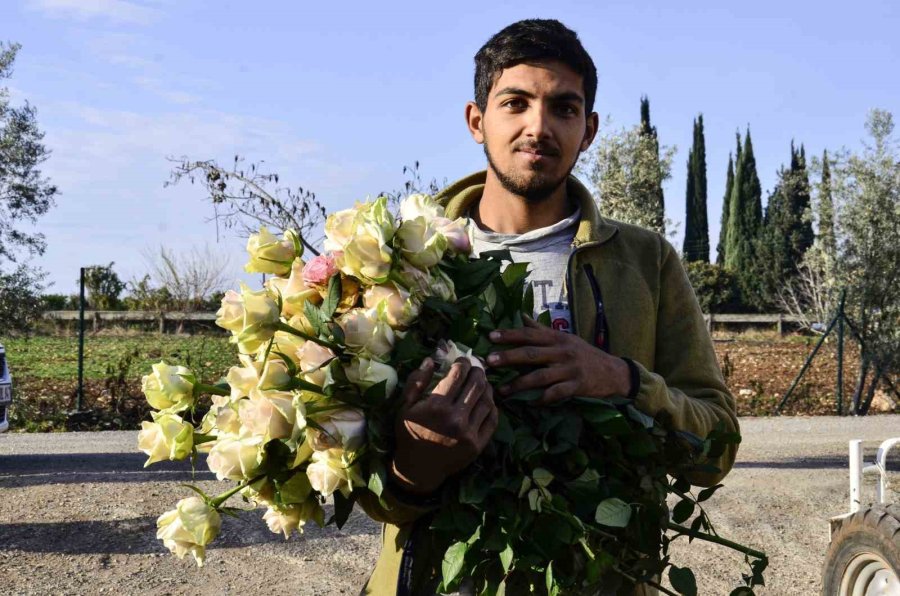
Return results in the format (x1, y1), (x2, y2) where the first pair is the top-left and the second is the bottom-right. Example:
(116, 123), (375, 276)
(141, 361), (195, 412)
(244, 226), (300, 276)
(308, 408), (367, 452)
(206, 435), (263, 481)
(363, 282), (420, 328)
(296, 341), (336, 386)
(156, 496), (222, 567)
(337, 307), (395, 360)
(239, 389), (305, 441)
(323, 209), (356, 252)
(399, 193), (444, 221)
(266, 258), (322, 317)
(344, 356), (398, 398)
(396, 217), (448, 269)
(137, 413), (193, 466)
(305, 449), (364, 498)
(215, 284), (281, 353)
(433, 340), (484, 373)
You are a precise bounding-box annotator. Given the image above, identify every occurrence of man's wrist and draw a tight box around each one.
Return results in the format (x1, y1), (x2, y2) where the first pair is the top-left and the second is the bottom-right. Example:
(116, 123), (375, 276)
(389, 458), (442, 495)
(620, 357), (641, 399)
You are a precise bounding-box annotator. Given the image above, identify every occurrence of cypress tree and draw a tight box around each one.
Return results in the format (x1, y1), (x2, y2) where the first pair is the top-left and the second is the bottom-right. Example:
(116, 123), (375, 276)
(785, 142), (814, 265)
(716, 153), (734, 265)
(725, 129), (763, 309)
(639, 96), (666, 234)
(683, 115), (710, 261)
(818, 149), (836, 258)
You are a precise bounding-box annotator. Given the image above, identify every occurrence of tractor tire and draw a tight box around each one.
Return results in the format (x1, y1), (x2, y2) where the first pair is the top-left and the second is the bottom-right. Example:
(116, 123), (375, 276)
(822, 504), (900, 595)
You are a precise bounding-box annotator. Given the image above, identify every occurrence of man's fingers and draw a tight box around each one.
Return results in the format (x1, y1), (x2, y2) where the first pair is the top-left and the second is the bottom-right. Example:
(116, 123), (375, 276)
(476, 391), (498, 440)
(402, 357), (434, 408)
(522, 314), (544, 328)
(536, 380), (580, 405)
(430, 357), (472, 402)
(498, 366), (569, 396)
(456, 367), (487, 408)
(488, 325), (555, 347)
(486, 345), (561, 368)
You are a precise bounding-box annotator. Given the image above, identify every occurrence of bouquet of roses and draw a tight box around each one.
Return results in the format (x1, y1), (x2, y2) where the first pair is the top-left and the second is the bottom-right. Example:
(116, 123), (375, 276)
(138, 193), (766, 595)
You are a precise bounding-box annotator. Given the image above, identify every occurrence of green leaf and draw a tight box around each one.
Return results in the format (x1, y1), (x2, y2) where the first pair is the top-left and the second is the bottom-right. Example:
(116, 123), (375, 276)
(697, 483), (724, 503)
(479, 248), (512, 262)
(320, 274), (342, 320)
(672, 498), (695, 524)
(330, 491), (354, 529)
(499, 543), (513, 573)
(522, 282), (534, 318)
(668, 565), (697, 596)
(594, 498), (631, 528)
(367, 461), (386, 498)
(532, 468), (554, 488)
(537, 309), (551, 326)
(441, 541), (468, 587)
(278, 472), (312, 504)
(501, 262), (529, 287)
(545, 562), (556, 596)
(303, 300), (323, 335)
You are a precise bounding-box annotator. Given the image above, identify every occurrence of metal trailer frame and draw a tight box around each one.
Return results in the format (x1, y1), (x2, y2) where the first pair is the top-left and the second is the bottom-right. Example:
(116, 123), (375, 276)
(830, 438), (900, 535)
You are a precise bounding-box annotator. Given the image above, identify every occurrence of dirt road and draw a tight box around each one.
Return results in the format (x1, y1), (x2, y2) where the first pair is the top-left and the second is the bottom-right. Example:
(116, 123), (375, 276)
(2, 416), (898, 595)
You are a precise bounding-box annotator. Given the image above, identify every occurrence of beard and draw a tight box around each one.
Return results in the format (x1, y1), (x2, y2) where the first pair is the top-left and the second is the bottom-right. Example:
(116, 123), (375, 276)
(483, 140), (577, 204)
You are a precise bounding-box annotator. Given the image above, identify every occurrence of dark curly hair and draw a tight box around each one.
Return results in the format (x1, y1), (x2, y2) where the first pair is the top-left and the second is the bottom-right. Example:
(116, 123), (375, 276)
(474, 19), (597, 117)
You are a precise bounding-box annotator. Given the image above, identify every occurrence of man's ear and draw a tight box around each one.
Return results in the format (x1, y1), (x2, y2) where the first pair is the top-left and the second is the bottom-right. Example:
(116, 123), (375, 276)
(465, 101), (484, 144)
(581, 111), (600, 151)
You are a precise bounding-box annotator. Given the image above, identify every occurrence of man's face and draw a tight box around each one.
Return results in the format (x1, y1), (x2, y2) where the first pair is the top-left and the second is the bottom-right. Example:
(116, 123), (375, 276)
(467, 60), (597, 203)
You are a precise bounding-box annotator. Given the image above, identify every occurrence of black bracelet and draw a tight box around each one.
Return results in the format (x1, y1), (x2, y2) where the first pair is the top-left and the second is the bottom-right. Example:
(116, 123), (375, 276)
(621, 357), (641, 400)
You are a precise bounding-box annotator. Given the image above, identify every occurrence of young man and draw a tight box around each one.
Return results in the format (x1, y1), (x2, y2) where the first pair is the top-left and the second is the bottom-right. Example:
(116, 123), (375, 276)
(358, 19), (738, 595)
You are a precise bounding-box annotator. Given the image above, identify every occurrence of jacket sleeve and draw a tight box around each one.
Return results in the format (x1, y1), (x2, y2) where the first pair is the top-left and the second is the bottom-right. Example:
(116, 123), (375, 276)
(630, 238), (740, 487)
(355, 474), (440, 526)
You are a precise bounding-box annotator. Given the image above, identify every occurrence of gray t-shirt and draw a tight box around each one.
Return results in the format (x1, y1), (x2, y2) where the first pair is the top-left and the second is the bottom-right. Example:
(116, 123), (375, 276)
(469, 205), (580, 331)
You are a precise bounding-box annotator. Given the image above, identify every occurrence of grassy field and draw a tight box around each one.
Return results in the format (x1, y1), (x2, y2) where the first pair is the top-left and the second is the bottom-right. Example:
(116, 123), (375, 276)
(1, 329), (893, 431)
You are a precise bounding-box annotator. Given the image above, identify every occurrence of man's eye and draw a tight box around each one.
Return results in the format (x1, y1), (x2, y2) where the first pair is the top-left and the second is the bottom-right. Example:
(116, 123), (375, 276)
(504, 99), (527, 109)
(557, 105), (578, 116)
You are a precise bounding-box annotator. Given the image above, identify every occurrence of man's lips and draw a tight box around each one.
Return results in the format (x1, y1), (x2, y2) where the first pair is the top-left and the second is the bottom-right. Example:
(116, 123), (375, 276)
(516, 148), (559, 159)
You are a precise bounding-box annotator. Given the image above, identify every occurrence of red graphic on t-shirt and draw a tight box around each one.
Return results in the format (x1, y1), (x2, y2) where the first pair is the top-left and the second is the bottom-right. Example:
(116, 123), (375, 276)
(552, 317), (570, 332)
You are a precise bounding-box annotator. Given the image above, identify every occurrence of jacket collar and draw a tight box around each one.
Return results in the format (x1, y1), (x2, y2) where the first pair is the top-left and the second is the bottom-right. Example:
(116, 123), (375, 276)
(434, 170), (618, 246)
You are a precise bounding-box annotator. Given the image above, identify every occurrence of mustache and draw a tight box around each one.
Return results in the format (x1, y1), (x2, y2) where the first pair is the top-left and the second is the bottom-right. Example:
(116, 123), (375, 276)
(513, 142), (560, 156)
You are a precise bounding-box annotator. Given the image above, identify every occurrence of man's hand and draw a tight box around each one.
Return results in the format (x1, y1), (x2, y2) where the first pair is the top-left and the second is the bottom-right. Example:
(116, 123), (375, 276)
(390, 357), (498, 495)
(486, 316), (632, 404)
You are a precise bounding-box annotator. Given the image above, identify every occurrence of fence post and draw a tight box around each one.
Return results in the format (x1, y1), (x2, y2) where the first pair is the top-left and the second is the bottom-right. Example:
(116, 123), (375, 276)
(92, 311), (101, 333)
(777, 314), (783, 336)
(77, 268), (85, 411)
(158, 312), (165, 334)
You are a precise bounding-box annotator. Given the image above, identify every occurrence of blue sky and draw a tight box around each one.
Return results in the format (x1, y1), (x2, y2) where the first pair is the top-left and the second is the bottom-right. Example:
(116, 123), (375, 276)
(3, 0), (898, 295)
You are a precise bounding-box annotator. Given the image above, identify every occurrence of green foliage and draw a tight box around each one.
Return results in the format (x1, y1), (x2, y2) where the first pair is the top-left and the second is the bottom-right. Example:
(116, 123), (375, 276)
(750, 142), (815, 310)
(122, 275), (175, 311)
(0, 42), (58, 265)
(684, 261), (740, 313)
(579, 103), (676, 237)
(716, 154), (735, 265)
(0, 264), (46, 334)
(83, 262), (126, 310)
(725, 129), (764, 307)
(418, 253), (764, 595)
(39, 293), (73, 310)
(683, 115), (709, 262)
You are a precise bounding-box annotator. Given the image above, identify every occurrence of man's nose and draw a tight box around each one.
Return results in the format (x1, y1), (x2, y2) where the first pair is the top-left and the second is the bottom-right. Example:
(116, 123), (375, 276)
(524, 103), (552, 140)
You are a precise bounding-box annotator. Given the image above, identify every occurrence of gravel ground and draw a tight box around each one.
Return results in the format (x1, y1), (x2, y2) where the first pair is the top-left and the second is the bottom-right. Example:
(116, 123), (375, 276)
(2, 416), (898, 595)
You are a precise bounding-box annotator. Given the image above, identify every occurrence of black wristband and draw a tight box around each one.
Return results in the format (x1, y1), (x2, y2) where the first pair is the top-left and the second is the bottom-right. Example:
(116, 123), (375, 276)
(385, 468), (442, 508)
(621, 357), (640, 400)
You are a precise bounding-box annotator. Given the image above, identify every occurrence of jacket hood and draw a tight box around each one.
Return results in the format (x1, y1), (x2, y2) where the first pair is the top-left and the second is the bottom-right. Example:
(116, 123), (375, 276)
(433, 170), (618, 246)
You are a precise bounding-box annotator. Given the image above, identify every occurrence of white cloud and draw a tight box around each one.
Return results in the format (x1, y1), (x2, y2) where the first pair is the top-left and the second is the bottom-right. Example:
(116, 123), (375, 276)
(133, 76), (199, 105)
(26, 0), (160, 25)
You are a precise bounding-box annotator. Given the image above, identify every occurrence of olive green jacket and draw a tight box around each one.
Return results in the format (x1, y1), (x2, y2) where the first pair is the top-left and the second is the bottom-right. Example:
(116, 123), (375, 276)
(358, 171), (739, 595)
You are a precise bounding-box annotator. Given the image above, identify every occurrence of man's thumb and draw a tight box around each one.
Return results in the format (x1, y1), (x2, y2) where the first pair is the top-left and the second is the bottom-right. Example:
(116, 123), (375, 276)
(403, 357), (435, 408)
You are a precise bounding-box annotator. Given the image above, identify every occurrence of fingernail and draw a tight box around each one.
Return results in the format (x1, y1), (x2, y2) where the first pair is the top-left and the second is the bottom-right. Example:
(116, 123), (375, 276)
(487, 353), (499, 365)
(489, 331), (501, 341)
(419, 358), (432, 370)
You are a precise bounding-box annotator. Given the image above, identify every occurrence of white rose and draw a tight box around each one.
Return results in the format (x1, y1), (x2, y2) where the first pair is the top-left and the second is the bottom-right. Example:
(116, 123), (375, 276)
(344, 356), (398, 398)
(435, 216), (473, 255)
(244, 226), (300, 276)
(433, 340), (484, 374)
(296, 341), (336, 386)
(341, 220), (394, 284)
(156, 497), (222, 567)
(141, 361), (195, 412)
(396, 217), (448, 269)
(239, 389), (304, 441)
(225, 355), (292, 401)
(216, 284), (281, 354)
(137, 413), (193, 466)
(305, 449), (364, 498)
(206, 435), (263, 481)
(266, 258), (322, 317)
(262, 499), (324, 539)
(399, 193), (444, 221)
(323, 208), (356, 252)
(338, 307), (395, 360)
(309, 408), (366, 452)
(362, 283), (419, 328)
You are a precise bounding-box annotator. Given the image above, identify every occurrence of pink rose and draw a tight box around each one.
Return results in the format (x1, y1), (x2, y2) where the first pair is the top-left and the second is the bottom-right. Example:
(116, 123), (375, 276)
(302, 254), (338, 287)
